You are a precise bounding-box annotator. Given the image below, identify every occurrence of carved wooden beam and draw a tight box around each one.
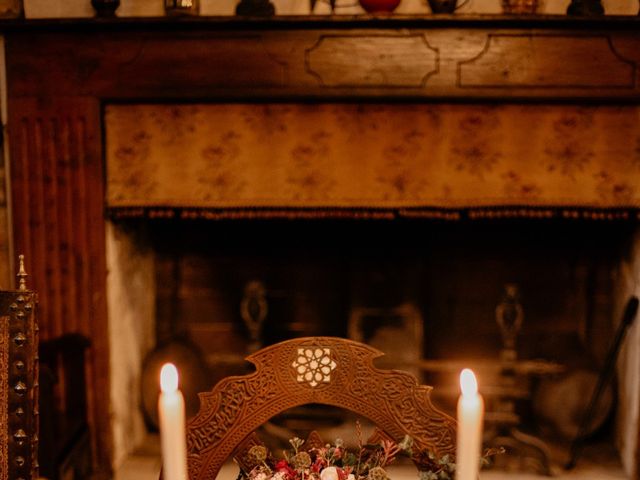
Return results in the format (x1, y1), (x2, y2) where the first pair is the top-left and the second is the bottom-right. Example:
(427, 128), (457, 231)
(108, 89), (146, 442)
(4, 19), (640, 100)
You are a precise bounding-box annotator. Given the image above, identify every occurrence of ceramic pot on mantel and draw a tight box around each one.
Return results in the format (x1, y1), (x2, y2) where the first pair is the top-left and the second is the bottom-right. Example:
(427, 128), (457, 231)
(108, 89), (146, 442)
(236, 0), (275, 16)
(566, 0), (604, 15)
(91, 0), (120, 17)
(358, 0), (401, 13)
(427, 0), (458, 13)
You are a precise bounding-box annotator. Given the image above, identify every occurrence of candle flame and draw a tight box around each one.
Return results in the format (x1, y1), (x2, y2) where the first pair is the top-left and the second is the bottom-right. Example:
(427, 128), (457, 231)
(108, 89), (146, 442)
(460, 368), (478, 397)
(160, 363), (179, 393)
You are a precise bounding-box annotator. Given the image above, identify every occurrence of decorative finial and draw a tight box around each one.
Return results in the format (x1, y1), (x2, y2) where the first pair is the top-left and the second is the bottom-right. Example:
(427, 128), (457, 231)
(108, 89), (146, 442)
(17, 255), (27, 291)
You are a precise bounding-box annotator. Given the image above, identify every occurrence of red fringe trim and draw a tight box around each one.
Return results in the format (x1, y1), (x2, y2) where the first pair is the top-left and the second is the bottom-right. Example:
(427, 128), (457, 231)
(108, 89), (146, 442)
(106, 206), (636, 221)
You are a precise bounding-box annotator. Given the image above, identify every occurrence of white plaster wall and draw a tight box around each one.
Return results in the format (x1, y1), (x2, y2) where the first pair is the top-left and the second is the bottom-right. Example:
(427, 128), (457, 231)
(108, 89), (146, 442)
(614, 229), (640, 478)
(22, 0), (639, 18)
(106, 222), (157, 470)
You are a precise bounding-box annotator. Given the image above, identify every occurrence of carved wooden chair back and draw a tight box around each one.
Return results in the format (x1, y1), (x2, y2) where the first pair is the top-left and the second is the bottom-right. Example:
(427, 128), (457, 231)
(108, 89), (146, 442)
(187, 336), (456, 480)
(0, 256), (38, 480)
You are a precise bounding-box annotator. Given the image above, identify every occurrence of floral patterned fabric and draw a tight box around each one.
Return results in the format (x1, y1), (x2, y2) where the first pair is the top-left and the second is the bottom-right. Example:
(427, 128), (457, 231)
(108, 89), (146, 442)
(105, 104), (640, 210)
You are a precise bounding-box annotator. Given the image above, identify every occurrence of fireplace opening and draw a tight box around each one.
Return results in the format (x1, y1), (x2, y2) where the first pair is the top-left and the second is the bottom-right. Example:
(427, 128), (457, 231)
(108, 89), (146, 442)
(143, 217), (634, 367)
(107, 216), (640, 477)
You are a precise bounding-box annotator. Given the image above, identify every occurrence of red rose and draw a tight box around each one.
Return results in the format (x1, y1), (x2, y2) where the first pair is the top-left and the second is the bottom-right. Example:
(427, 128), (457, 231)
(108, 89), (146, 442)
(276, 460), (296, 479)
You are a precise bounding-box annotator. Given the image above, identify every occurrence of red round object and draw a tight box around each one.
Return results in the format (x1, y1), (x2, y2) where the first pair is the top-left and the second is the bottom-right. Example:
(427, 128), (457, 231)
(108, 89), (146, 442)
(358, 0), (401, 13)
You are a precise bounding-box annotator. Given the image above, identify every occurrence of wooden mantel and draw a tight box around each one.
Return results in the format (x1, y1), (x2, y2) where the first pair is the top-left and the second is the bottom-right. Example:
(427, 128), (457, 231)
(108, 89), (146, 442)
(3, 15), (640, 476)
(4, 15), (640, 100)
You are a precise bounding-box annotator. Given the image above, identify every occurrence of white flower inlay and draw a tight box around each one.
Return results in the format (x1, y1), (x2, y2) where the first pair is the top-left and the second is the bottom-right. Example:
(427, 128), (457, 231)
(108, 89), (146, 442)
(292, 347), (337, 387)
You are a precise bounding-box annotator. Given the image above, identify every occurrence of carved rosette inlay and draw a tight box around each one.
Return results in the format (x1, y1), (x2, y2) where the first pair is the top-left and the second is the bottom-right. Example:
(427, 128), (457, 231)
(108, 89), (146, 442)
(292, 347), (337, 387)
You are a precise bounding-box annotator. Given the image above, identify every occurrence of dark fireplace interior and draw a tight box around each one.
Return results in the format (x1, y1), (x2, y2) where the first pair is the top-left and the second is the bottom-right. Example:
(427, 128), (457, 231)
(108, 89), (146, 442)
(145, 217), (631, 365)
(118, 216), (636, 469)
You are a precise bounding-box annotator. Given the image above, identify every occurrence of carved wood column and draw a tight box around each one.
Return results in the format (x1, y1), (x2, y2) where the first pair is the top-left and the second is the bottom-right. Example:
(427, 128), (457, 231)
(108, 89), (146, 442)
(7, 97), (112, 475)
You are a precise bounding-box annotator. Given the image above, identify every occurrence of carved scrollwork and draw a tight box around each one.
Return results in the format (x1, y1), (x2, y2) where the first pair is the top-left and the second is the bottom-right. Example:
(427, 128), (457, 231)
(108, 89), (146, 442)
(187, 337), (456, 480)
(188, 380), (249, 453)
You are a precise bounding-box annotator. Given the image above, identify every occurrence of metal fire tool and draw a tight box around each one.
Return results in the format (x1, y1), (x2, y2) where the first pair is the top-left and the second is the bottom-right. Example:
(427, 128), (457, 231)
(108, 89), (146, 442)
(565, 296), (639, 470)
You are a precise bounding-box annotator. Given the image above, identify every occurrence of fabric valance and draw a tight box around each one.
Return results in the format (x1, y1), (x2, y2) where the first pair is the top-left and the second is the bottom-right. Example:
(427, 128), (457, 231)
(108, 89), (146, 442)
(106, 104), (640, 215)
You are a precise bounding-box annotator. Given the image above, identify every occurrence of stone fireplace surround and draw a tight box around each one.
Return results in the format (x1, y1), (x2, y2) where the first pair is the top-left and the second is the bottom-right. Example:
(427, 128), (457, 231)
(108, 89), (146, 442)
(4, 15), (640, 478)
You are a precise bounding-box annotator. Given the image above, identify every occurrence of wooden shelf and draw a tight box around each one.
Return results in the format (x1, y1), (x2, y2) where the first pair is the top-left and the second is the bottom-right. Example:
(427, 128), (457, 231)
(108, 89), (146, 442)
(0, 13), (638, 33)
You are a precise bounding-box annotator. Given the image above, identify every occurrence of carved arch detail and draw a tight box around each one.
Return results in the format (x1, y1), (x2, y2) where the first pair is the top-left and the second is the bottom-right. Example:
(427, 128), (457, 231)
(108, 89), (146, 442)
(187, 337), (456, 480)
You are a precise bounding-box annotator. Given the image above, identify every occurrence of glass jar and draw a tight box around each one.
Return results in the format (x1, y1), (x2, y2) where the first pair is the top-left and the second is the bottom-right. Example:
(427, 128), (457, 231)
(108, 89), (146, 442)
(165, 0), (199, 15)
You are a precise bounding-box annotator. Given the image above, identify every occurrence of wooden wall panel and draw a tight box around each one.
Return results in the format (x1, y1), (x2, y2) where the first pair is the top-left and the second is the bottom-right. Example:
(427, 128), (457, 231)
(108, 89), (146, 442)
(458, 34), (636, 89)
(305, 34), (439, 87)
(7, 97), (112, 476)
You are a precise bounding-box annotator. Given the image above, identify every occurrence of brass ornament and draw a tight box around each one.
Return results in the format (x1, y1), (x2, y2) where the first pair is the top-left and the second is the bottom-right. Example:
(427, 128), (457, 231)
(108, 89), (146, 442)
(1, 255), (39, 480)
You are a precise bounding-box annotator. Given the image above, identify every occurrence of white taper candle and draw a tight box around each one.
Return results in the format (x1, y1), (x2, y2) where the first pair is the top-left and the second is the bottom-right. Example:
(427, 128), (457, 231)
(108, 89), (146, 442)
(456, 368), (484, 480)
(159, 363), (189, 480)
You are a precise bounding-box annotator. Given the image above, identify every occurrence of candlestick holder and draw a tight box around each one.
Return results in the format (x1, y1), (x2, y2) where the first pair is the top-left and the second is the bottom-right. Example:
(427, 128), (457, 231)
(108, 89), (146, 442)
(483, 284), (555, 475)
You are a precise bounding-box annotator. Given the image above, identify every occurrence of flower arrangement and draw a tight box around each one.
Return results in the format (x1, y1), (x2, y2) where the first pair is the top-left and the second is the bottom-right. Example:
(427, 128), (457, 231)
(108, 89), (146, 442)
(240, 422), (488, 480)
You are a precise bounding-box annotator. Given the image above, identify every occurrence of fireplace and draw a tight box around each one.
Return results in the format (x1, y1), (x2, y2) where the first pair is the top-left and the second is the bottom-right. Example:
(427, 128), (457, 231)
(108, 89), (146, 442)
(102, 100), (640, 477)
(105, 182), (640, 475)
(5, 16), (640, 478)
